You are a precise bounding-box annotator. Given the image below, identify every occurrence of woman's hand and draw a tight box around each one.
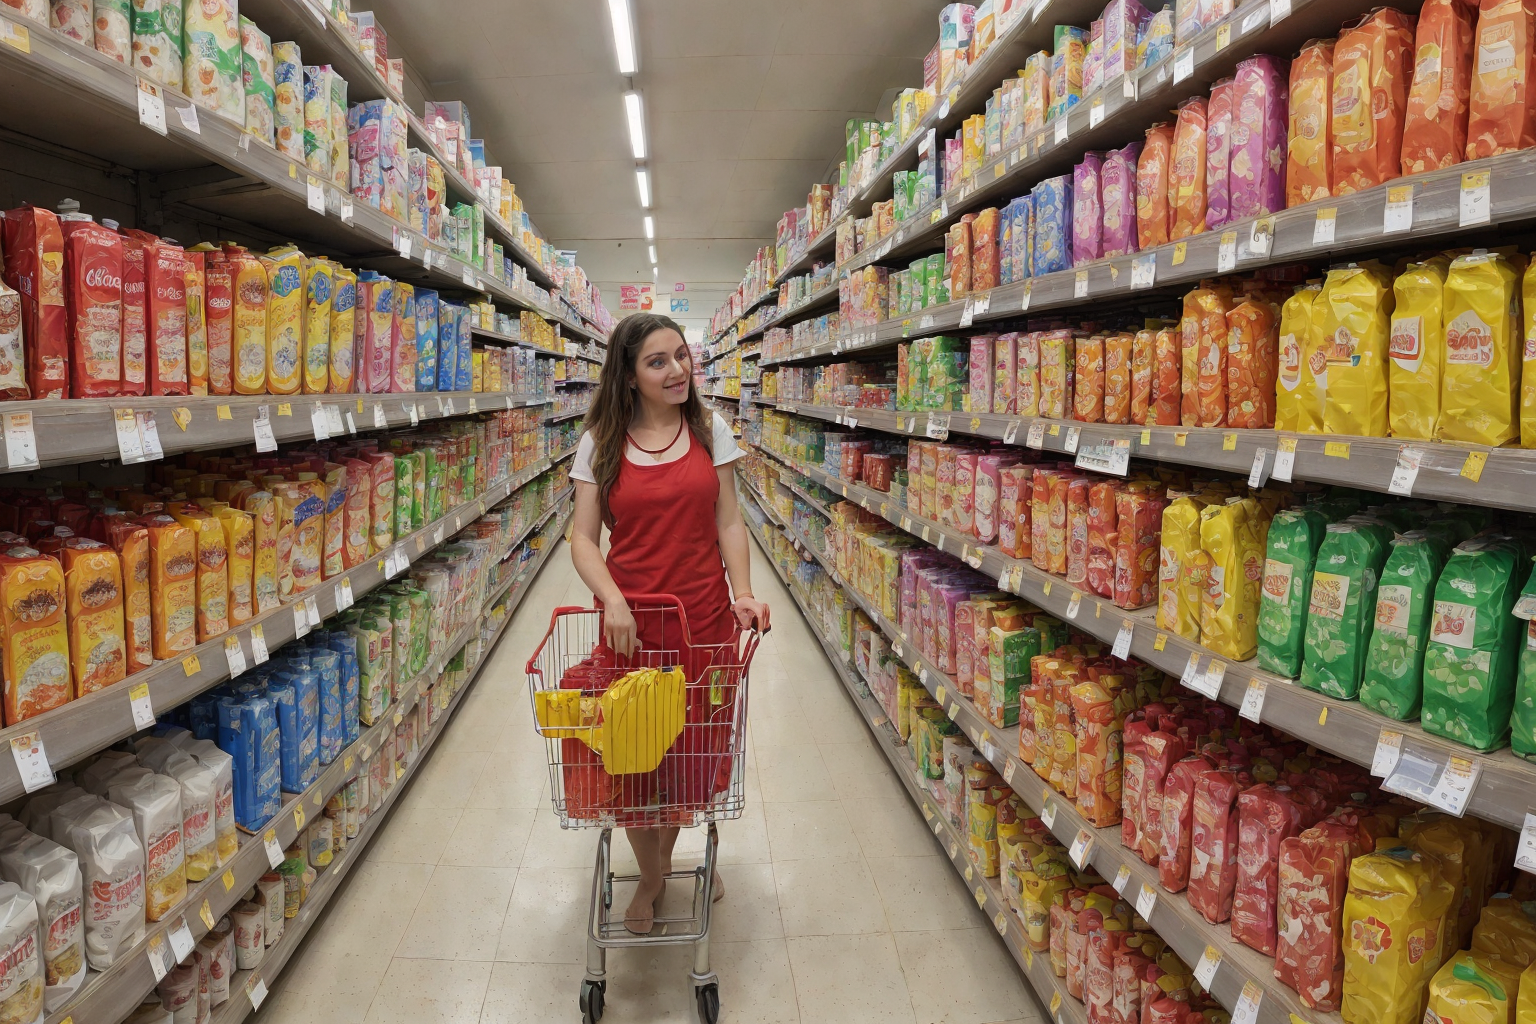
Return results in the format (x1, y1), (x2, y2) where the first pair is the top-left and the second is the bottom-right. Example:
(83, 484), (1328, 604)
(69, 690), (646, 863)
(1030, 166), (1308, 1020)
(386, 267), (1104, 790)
(731, 595), (770, 632)
(604, 602), (639, 659)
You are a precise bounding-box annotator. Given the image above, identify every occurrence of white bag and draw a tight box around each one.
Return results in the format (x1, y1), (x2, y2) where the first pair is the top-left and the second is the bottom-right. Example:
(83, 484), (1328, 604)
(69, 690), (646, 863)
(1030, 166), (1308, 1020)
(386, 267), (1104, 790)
(0, 833), (85, 1012)
(107, 775), (185, 922)
(183, 741), (236, 868)
(158, 754), (217, 883)
(76, 752), (137, 795)
(57, 797), (144, 970)
(18, 787), (85, 833)
(0, 881), (44, 1024)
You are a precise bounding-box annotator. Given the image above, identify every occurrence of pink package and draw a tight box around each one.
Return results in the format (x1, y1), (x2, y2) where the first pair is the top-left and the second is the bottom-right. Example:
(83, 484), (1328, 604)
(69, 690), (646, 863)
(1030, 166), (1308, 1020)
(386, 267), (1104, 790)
(907, 445), (924, 518)
(1085, 19), (1104, 96)
(356, 274), (393, 393)
(969, 335), (994, 413)
(1103, 0), (1153, 82)
(916, 573), (938, 660)
(1228, 55), (1290, 219)
(1099, 142), (1142, 257)
(1017, 331), (1040, 416)
(1072, 152), (1104, 267)
(993, 333), (1017, 414)
(1205, 78), (1235, 230)
(953, 451), (978, 535)
(955, 600), (980, 693)
(974, 455), (1007, 543)
(945, 137), (964, 186)
(934, 584), (970, 674)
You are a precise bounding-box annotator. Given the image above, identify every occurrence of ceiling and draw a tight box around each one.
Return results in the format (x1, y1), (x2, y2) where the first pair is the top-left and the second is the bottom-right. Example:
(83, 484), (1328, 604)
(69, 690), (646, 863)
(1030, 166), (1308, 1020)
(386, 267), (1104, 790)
(361, 0), (941, 289)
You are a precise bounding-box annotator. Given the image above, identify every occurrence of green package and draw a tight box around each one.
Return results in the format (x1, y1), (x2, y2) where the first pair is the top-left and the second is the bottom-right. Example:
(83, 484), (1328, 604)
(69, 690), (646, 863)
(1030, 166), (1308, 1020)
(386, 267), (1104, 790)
(1358, 530), (1455, 720)
(384, 588), (416, 685)
(1508, 559), (1536, 757)
(1033, 614), (1067, 654)
(343, 607), (393, 724)
(1298, 518), (1393, 699)
(908, 339), (929, 408)
(1421, 539), (1528, 751)
(1257, 507), (1329, 678)
(393, 455), (414, 536)
(925, 253), (948, 307)
(987, 626), (1041, 726)
(408, 450), (427, 526)
(406, 584), (431, 675)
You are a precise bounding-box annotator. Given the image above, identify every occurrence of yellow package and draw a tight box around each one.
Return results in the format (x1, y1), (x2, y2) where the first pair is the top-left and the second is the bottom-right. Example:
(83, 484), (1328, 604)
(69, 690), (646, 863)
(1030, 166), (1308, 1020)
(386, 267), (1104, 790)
(229, 247), (268, 395)
(243, 491), (279, 614)
(1440, 251), (1522, 447)
(1342, 846), (1457, 1024)
(301, 256), (332, 394)
(1319, 263), (1394, 437)
(1389, 257), (1449, 439)
(214, 507), (254, 627)
(1522, 260), (1536, 448)
(287, 475), (325, 595)
(168, 506), (229, 643)
(1473, 895), (1536, 968)
(328, 264), (356, 393)
(1276, 282), (1323, 432)
(1158, 495), (1206, 640)
(1401, 814), (1471, 951)
(1198, 498), (1261, 661)
(1020, 852), (1071, 953)
(1426, 951), (1522, 1024)
(259, 246), (304, 395)
(1517, 960), (1536, 1024)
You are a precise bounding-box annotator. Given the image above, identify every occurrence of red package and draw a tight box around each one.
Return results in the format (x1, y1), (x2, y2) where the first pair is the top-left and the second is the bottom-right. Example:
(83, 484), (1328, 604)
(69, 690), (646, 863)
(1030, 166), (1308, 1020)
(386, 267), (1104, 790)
(1086, 924), (1126, 1024)
(201, 248), (233, 395)
(2, 205), (67, 399)
(1113, 948), (1154, 1024)
(971, 207), (999, 291)
(1187, 768), (1246, 923)
(1114, 489), (1164, 610)
(1050, 893), (1081, 978)
(1066, 476), (1091, 587)
(118, 232), (148, 396)
(58, 216), (122, 397)
(1158, 754), (1213, 890)
(1122, 716), (1152, 853)
(1075, 333), (1105, 423)
(1086, 481), (1119, 600)
(184, 249), (207, 395)
(1275, 821), (1362, 1011)
(1139, 730), (1188, 865)
(1067, 905), (1102, 999)
(1151, 327), (1181, 425)
(1231, 783), (1305, 954)
(127, 232), (188, 396)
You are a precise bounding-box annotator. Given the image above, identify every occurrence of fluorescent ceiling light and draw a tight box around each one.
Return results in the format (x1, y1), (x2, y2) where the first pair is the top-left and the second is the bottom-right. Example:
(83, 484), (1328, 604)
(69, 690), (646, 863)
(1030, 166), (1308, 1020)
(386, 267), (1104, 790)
(648, 244), (657, 264)
(608, 0), (637, 74)
(624, 92), (646, 160)
(643, 216), (654, 240)
(636, 168), (651, 207)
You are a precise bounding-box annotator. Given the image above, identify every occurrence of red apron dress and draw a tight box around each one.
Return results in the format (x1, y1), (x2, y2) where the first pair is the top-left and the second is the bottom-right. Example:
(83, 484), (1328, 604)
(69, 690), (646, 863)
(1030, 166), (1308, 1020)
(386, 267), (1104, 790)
(559, 431), (741, 825)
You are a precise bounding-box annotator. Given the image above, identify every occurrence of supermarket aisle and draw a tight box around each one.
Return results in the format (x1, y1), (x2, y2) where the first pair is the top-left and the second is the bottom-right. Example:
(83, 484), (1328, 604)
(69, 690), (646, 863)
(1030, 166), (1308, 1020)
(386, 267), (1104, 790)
(253, 541), (1041, 1024)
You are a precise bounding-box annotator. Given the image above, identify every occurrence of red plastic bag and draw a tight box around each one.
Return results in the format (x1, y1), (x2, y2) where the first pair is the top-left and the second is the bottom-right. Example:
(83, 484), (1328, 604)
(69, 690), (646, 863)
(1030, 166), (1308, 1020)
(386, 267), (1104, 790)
(1231, 783), (1305, 954)
(1275, 820), (1362, 1011)
(1187, 768), (1246, 923)
(1159, 755), (1213, 891)
(1139, 731), (1188, 865)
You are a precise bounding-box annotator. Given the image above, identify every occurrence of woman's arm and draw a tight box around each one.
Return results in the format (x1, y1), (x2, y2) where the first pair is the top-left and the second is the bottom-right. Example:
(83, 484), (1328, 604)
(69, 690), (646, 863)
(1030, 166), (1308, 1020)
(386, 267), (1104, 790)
(715, 465), (770, 631)
(570, 480), (638, 656)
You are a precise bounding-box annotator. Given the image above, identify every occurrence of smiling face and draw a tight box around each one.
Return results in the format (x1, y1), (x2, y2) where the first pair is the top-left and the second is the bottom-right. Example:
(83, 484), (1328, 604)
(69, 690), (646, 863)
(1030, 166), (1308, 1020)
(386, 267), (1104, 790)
(630, 327), (692, 408)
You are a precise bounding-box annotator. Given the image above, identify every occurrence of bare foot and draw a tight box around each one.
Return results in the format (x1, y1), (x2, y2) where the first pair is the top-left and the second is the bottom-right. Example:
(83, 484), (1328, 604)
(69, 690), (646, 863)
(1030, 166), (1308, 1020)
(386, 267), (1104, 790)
(712, 869), (726, 903)
(624, 876), (665, 935)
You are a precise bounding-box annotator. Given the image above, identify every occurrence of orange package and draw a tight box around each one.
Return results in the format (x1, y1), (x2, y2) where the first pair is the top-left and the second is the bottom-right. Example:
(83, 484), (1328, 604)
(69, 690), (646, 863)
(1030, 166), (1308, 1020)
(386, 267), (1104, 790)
(1466, 0), (1536, 159)
(1066, 477), (1091, 587)
(60, 538), (126, 696)
(1169, 98), (1208, 240)
(1137, 122), (1175, 249)
(1402, 0), (1476, 173)
(1047, 471), (1071, 576)
(1131, 328), (1155, 424)
(948, 219), (974, 299)
(1114, 489), (1165, 610)
(0, 550), (70, 726)
(1331, 8), (1417, 194)
(142, 514), (196, 659)
(1075, 334), (1105, 423)
(1086, 481), (1120, 599)
(1180, 295), (1201, 427)
(1192, 282), (1234, 427)
(1288, 40), (1335, 207)
(972, 208), (1000, 292)
(1153, 327), (1182, 425)
(1227, 297), (1279, 428)
(1104, 332), (1133, 424)
(107, 521), (152, 675)
(1031, 468), (1054, 572)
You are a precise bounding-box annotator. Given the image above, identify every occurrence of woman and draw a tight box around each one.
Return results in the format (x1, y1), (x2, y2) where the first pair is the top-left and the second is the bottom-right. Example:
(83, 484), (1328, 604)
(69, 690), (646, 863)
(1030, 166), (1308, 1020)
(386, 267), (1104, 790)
(568, 312), (769, 935)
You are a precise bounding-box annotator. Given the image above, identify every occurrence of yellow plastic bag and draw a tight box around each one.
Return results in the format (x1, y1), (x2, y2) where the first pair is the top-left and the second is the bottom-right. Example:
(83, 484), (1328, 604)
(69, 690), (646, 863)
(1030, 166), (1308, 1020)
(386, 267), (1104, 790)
(534, 689), (601, 737)
(1390, 257), (1449, 439)
(1342, 846), (1457, 1024)
(1158, 495), (1206, 640)
(1319, 263), (1394, 437)
(1522, 260), (1536, 447)
(1472, 895), (1536, 968)
(1441, 251), (1522, 447)
(1517, 960), (1536, 1024)
(1426, 951), (1522, 1024)
(534, 666), (687, 775)
(1277, 282), (1322, 432)
(1199, 498), (1263, 661)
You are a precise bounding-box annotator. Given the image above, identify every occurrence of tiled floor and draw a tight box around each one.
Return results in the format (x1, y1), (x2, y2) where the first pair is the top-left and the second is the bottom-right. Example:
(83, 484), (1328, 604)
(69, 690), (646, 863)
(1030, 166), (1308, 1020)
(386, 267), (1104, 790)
(252, 542), (1044, 1024)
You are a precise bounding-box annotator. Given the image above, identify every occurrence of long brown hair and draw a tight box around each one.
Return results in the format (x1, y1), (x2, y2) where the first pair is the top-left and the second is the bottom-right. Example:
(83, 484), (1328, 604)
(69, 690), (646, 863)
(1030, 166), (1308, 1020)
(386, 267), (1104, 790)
(586, 312), (711, 524)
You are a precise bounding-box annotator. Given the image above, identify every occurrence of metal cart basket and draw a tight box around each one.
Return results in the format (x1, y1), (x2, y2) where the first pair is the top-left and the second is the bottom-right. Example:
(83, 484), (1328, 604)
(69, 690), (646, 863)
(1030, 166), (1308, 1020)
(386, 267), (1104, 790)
(526, 594), (761, 1024)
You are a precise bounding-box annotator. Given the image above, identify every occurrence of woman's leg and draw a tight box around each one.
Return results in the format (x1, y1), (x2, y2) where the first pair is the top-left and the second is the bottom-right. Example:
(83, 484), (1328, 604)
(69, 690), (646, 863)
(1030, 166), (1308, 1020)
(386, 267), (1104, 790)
(656, 826), (726, 901)
(623, 828), (666, 932)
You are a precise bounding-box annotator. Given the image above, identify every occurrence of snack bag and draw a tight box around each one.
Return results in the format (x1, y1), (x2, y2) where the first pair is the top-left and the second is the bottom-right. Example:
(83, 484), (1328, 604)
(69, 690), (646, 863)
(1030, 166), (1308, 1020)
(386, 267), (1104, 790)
(1228, 54), (1288, 219)
(0, 552), (70, 725)
(1300, 518), (1394, 699)
(1072, 154), (1104, 267)
(194, 244), (232, 395)
(1136, 122), (1174, 249)
(1104, 332), (1132, 423)
(1426, 951), (1521, 1024)
(226, 246), (267, 394)
(259, 246), (303, 394)
(1075, 334), (1105, 422)
(1226, 295), (1277, 429)
(1031, 175), (1072, 276)
(58, 216), (122, 398)
(1159, 754), (1211, 890)
(1341, 846), (1457, 1024)
(60, 541), (126, 697)
(1360, 530), (1456, 720)
(1205, 77), (1234, 230)
(1258, 507), (1328, 678)
(1131, 328), (1155, 423)
(1402, 0), (1476, 172)
(1277, 822), (1361, 1012)
(1158, 496), (1205, 640)
(301, 256), (332, 394)
(329, 264), (356, 393)
(1189, 281), (1232, 427)
(1440, 251), (1522, 447)
(1287, 40), (1335, 206)
(1187, 767), (1243, 924)
(1152, 326), (1180, 424)
(1318, 263), (1393, 438)
(1389, 257), (1449, 439)
(1231, 783), (1305, 955)
(1018, 331), (1040, 416)
(1100, 142), (1140, 257)
(1422, 538), (1526, 751)
(1169, 97), (1208, 239)
(183, 248), (207, 394)
(1199, 498), (1264, 661)
(1331, 8), (1416, 194)
(1511, 561), (1536, 757)
(1466, 0), (1536, 159)
(143, 515), (196, 659)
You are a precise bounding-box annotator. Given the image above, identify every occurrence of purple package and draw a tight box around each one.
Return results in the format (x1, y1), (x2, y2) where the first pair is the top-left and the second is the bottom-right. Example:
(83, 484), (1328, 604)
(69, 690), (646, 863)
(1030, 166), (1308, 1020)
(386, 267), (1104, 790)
(945, 136), (964, 190)
(1015, 195), (1034, 280)
(347, 100), (386, 210)
(1103, 0), (1153, 82)
(934, 583), (971, 673)
(1072, 152), (1105, 267)
(1205, 77), (1235, 230)
(1229, 55), (1290, 219)
(1084, 19), (1104, 97)
(1100, 141), (1143, 257)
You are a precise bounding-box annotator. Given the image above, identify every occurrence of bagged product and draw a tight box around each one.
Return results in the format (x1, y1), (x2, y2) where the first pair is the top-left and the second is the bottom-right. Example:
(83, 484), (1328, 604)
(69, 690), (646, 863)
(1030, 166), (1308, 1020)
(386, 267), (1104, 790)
(1389, 257), (1449, 439)
(1258, 507), (1328, 677)
(94, 0), (131, 62)
(0, 832), (83, 1013)
(259, 246), (303, 394)
(1360, 530), (1457, 720)
(1190, 280), (1233, 427)
(1466, 0), (1536, 159)
(1074, 334), (1104, 422)
(1158, 496), (1204, 640)
(143, 515), (196, 659)
(1199, 498), (1265, 661)
(168, 506), (227, 642)
(240, 17), (276, 146)
(0, 551), (70, 726)
(301, 256), (332, 394)
(58, 797), (144, 970)
(1205, 78), (1234, 231)
(1300, 519), (1394, 699)
(1228, 55), (1288, 220)
(60, 540), (126, 696)
(2, 206), (67, 399)
(273, 41), (304, 161)
(1152, 326), (1180, 424)
(329, 264), (357, 393)
(1169, 97), (1208, 239)
(1226, 295), (1277, 429)
(226, 246), (267, 394)
(1318, 263), (1393, 438)
(1277, 822), (1360, 1012)
(302, 65), (331, 178)
(1426, 951), (1521, 1024)
(1342, 846), (1456, 1024)
(1072, 154), (1103, 267)
(58, 216), (123, 397)
(1031, 175), (1071, 276)
(183, 248), (207, 393)
(130, 0), (181, 89)
(1187, 767), (1244, 924)
(1136, 122), (1174, 250)
(391, 281), (417, 392)
(1104, 331), (1132, 423)
(1331, 8), (1416, 194)
(1100, 142), (1140, 257)
(0, 882), (42, 1024)
(1440, 251), (1522, 447)
(1231, 783), (1305, 955)
(108, 523), (151, 676)
(1402, 0), (1476, 172)
(182, 0), (240, 120)
(194, 244), (232, 394)
(107, 773), (184, 921)
(1288, 40), (1335, 206)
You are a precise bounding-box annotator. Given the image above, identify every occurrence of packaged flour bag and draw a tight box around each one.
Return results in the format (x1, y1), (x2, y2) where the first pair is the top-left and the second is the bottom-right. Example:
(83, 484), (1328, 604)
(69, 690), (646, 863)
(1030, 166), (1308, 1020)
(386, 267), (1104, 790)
(107, 773), (185, 922)
(0, 832), (83, 1012)
(0, 882), (42, 1024)
(57, 797), (143, 970)
(1257, 507), (1328, 678)
(1299, 518), (1394, 699)
(1359, 529), (1458, 720)
(183, 739), (237, 866)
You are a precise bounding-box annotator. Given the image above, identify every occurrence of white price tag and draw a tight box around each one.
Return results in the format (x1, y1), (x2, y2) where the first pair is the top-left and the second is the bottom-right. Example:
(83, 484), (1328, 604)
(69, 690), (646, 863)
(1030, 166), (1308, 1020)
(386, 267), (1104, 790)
(1461, 171), (1491, 226)
(304, 594), (320, 629)
(247, 976), (268, 1011)
(1112, 620), (1133, 659)
(1269, 0), (1290, 19)
(345, 411), (357, 434)
(1069, 829), (1095, 869)
(169, 916), (195, 963)
(409, 404), (420, 427)
(1074, 271), (1088, 298)
(1026, 422), (1046, 449)
(1020, 281), (1032, 311)
(1249, 218), (1274, 256)
(1372, 729), (1403, 777)
(397, 232), (413, 260)
(1113, 863), (1131, 895)
(1248, 447), (1270, 488)
(1231, 980), (1264, 1024)
(1089, 98), (1105, 128)
(1217, 231), (1238, 273)
(263, 829), (283, 868)
(129, 681), (155, 730)
(4, 411), (38, 470)
(249, 625), (269, 665)
(1173, 47), (1195, 82)
(9, 734), (53, 793)
(925, 414), (950, 440)
(311, 404), (330, 440)
(1064, 426), (1081, 454)
(1242, 6), (1268, 31)
(1516, 813), (1536, 874)
(224, 634), (246, 677)
(1135, 882), (1157, 920)
(1131, 253), (1156, 289)
(341, 195), (354, 224)
(176, 103), (200, 134)
(958, 300), (975, 329)
(1428, 755), (1481, 817)
(1040, 801), (1056, 828)
(337, 577), (354, 610)
(307, 175), (325, 214)
(1180, 652), (1204, 690)
(1003, 420), (1021, 444)
(1272, 438), (1296, 482)
(1203, 659), (1227, 696)
(1388, 446), (1423, 496)
(1003, 759), (1016, 785)
(1384, 185), (1414, 233)
(294, 602), (312, 639)
(1194, 945), (1223, 989)
(373, 403), (388, 428)
(326, 404), (344, 435)
(253, 406), (277, 453)
(147, 933), (170, 981)
(1313, 207), (1337, 245)
(140, 412), (163, 460)
(1239, 677), (1267, 723)
(114, 408), (145, 463)
(1054, 118), (1068, 145)
(137, 78), (167, 135)
(1066, 592), (1082, 619)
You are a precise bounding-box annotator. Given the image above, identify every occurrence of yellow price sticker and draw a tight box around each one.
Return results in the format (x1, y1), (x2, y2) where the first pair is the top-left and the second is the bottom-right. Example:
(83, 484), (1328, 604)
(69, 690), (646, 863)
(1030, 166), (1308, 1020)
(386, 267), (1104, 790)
(288, 163), (297, 179)
(1463, 169), (1490, 190)
(1216, 22), (1230, 48)
(1222, 433), (1237, 451)
(181, 654), (201, 676)
(377, 559), (385, 572)
(199, 898), (216, 930)
(1174, 432), (1188, 447)
(1462, 451), (1487, 482)
(970, 416), (981, 432)
(1279, 436), (1297, 453)
(222, 870), (235, 891)
(1, 22), (31, 51)
(172, 407), (192, 431)
(993, 162), (1005, 179)
(1048, 424), (1060, 436)
(1318, 706), (1329, 726)
(344, 754), (354, 771)
(1051, 993), (1063, 1014)
(1140, 429), (1151, 446)
(277, 403), (292, 416)
(935, 685), (946, 704)
(1172, 242), (1187, 266)
(217, 404), (232, 420)
(1324, 441), (1350, 458)
(294, 805), (305, 829)
(1154, 633), (1168, 651)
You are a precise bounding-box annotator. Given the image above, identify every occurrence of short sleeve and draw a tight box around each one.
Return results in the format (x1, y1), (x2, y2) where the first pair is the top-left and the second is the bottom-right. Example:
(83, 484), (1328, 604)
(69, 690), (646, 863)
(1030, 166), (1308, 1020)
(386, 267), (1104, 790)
(569, 432), (597, 483)
(712, 412), (743, 466)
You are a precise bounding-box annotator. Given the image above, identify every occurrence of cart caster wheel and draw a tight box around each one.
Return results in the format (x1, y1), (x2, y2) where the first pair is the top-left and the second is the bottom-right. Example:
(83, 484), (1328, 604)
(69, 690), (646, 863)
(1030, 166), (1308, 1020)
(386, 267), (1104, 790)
(580, 980), (606, 1023)
(695, 982), (719, 1024)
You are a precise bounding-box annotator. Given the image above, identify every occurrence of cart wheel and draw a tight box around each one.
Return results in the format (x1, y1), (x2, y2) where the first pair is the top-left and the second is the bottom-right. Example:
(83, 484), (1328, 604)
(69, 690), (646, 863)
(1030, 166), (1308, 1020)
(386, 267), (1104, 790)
(580, 980), (605, 1023)
(695, 982), (719, 1024)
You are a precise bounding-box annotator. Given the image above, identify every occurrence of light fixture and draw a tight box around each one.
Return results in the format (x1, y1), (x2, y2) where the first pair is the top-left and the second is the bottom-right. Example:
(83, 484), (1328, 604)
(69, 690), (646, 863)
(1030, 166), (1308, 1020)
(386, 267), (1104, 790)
(607, 0), (637, 74)
(648, 244), (657, 264)
(636, 168), (651, 208)
(624, 91), (646, 160)
(643, 215), (654, 240)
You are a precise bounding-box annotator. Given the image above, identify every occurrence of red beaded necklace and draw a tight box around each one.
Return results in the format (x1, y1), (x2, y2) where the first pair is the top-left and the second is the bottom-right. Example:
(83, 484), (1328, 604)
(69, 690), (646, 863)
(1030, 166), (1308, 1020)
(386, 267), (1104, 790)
(626, 416), (686, 455)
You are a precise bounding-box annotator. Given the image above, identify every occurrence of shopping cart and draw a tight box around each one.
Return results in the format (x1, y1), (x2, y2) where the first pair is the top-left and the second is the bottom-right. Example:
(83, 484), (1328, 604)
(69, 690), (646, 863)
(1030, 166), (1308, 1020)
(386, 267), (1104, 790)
(526, 594), (762, 1024)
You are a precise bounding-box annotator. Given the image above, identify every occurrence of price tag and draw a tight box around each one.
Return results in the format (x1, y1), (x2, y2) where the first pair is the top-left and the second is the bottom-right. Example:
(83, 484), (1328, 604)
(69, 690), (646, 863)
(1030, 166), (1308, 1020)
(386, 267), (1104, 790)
(1113, 863), (1131, 895)
(1194, 944), (1223, 989)
(1217, 230), (1238, 273)
(9, 734), (53, 793)
(341, 195), (354, 224)
(247, 976), (268, 1011)
(1461, 170), (1492, 226)
(1003, 420), (1021, 444)
(1204, 660), (1227, 696)
(199, 898), (217, 930)
(0, 19), (31, 51)
(1135, 882), (1158, 920)
(171, 406), (192, 432)
(1242, 448), (1270, 489)
(1172, 241), (1187, 266)
(396, 231), (412, 260)
(958, 300), (975, 329)
(137, 78), (167, 135)
(305, 174), (326, 214)
(294, 602), (312, 639)
(294, 804), (306, 830)
(1249, 217), (1274, 256)
(253, 406), (277, 453)
(147, 933), (170, 981)
(140, 412), (164, 460)
(1026, 422), (1046, 449)
(1240, 677), (1268, 723)
(1040, 801), (1056, 828)
(1051, 993), (1063, 1019)
(1131, 253), (1156, 289)
(1062, 426), (1081, 454)
(1462, 450), (1487, 482)
(994, 911), (1007, 935)
(1112, 620), (1134, 659)
(222, 634), (246, 679)
(1384, 184), (1414, 233)
(1313, 207), (1337, 245)
(250, 624), (269, 665)
(337, 577), (354, 610)
(311, 403), (330, 440)
(129, 681), (156, 731)
(925, 414), (950, 440)
(1173, 46), (1195, 82)
(1074, 271), (1088, 298)
(1089, 97), (1105, 128)
(1387, 445), (1424, 496)
(1273, 436), (1297, 482)
(1069, 829), (1095, 868)
(345, 411), (357, 434)
(1216, 21), (1231, 49)
(1324, 440), (1350, 459)
(373, 403), (388, 429)
(114, 408), (145, 463)
(4, 411), (37, 470)
(1428, 755), (1481, 817)
(264, 828), (283, 868)
(1054, 118), (1068, 145)
(1020, 281), (1032, 311)
(169, 916), (195, 963)
(409, 404), (420, 427)
(304, 594), (320, 629)
(1231, 980), (1264, 1024)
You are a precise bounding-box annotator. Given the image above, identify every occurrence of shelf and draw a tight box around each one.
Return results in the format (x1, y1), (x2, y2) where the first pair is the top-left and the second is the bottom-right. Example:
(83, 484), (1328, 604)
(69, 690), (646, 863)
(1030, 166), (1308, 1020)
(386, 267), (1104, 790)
(772, 213), (847, 288)
(483, 491), (572, 609)
(0, 453), (562, 805)
(468, 325), (596, 361)
(753, 440), (1536, 837)
(742, 480), (1334, 1024)
(754, 399), (1536, 515)
(207, 511), (570, 1024)
(544, 405), (591, 425)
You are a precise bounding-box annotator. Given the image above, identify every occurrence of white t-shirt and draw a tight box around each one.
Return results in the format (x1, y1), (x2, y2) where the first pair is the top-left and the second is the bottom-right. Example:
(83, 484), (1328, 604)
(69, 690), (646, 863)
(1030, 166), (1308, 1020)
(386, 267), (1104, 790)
(569, 411), (743, 484)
